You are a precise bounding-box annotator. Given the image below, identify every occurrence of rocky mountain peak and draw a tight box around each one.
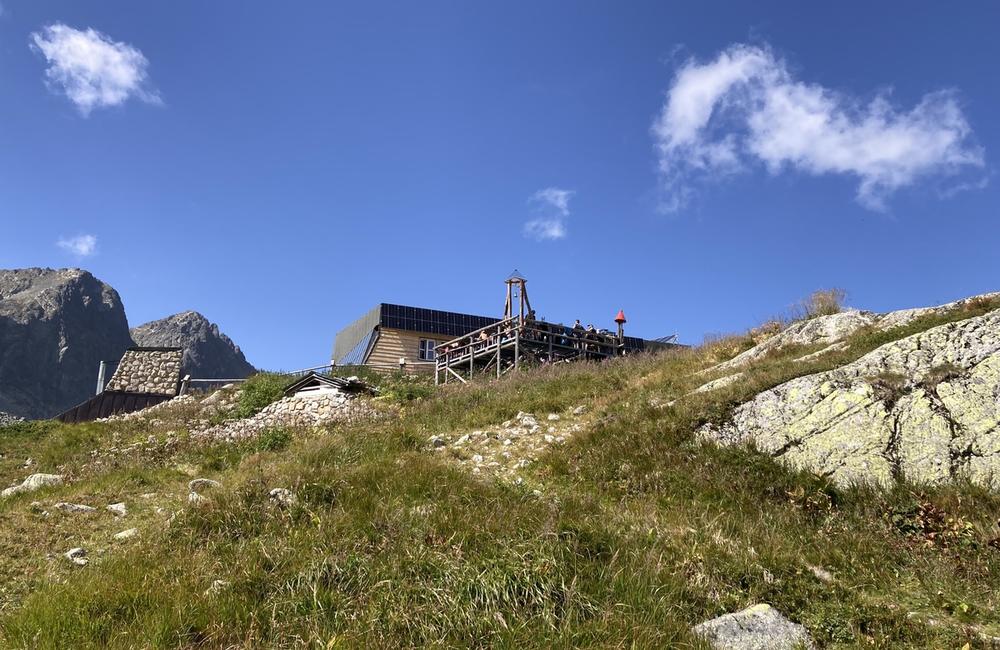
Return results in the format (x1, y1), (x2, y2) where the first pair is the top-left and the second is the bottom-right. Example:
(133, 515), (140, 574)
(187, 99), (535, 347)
(130, 311), (254, 380)
(0, 267), (134, 418)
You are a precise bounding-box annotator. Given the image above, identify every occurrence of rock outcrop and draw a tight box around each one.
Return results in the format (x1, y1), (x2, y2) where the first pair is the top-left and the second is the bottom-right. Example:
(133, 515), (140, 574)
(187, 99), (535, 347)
(131, 311), (254, 380)
(1, 473), (64, 498)
(0, 411), (24, 427)
(692, 604), (815, 650)
(709, 293), (1000, 374)
(0, 268), (134, 418)
(701, 306), (1000, 488)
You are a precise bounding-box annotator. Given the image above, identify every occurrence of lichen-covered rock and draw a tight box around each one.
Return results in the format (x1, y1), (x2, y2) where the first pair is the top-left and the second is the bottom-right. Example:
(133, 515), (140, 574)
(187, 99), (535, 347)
(701, 307), (1000, 487)
(692, 604), (815, 649)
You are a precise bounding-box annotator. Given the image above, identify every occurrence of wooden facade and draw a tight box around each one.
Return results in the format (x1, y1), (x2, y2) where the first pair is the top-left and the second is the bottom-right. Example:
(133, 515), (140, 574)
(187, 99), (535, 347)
(366, 327), (440, 372)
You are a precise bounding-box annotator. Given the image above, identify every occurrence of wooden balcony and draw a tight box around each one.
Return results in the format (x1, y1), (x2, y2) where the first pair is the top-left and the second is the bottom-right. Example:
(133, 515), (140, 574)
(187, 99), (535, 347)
(433, 316), (623, 384)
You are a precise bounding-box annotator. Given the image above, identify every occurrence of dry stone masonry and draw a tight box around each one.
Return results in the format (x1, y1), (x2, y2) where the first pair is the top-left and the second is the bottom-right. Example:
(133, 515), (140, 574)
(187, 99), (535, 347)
(106, 347), (183, 396)
(194, 389), (375, 443)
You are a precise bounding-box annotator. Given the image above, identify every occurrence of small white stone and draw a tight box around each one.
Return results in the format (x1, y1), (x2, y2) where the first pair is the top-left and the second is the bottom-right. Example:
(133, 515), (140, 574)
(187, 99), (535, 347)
(547, 414), (561, 421)
(188, 478), (222, 493)
(107, 502), (127, 517)
(114, 528), (138, 540)
(204, 579), (229, 596)
(55, 502), (97, 514)
(188, 492), (210, 506)
(268, 488), (297, 508)
(65, 547), (88, 566)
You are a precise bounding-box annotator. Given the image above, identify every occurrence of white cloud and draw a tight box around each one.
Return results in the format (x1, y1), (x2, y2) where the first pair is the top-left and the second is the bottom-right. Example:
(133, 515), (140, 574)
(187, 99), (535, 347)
(653, 44), (984, 211)
(524, 187), (574, 241)
(30, 24), (159, 115)
(57, 234), (98, 257)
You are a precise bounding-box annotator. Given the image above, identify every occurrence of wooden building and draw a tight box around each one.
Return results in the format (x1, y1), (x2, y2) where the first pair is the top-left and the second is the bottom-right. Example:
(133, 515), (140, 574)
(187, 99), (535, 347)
(332, 304), (500, 372)
(332, 298), (677, 375)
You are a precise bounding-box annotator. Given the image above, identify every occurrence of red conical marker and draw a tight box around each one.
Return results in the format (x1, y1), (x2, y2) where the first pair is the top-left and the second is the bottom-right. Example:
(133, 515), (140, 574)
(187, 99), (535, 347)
(614, 309), (627, 324)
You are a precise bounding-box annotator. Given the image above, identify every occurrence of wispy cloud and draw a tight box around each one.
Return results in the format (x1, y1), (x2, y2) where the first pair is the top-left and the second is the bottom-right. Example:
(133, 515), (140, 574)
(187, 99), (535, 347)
(30, 24), (159, 115)
(57, 234), (98, 257)
(653, 43), (985, 211)
(523, 187), (574, 241)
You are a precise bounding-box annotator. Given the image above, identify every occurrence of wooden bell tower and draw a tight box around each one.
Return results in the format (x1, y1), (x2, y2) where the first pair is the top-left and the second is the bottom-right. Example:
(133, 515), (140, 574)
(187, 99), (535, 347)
(503, 269), (533, 321)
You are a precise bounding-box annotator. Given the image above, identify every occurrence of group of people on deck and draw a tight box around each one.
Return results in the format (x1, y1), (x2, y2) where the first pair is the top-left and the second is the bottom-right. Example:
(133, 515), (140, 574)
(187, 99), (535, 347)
(439, 314), (614, 361)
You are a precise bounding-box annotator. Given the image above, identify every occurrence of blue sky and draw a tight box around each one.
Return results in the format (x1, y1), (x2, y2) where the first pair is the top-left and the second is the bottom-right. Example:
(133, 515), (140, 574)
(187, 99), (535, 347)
(1, 1), (997, 370)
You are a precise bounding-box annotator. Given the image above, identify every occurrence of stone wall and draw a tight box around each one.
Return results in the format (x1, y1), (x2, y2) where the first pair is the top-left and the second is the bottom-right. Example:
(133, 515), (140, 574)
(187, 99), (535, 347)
(194, 389), (375, 443)
(106, 348), (183, 396)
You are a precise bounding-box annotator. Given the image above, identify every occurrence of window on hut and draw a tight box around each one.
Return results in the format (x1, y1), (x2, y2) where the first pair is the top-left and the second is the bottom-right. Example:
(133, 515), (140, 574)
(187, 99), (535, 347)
(418, 339), (437, 361)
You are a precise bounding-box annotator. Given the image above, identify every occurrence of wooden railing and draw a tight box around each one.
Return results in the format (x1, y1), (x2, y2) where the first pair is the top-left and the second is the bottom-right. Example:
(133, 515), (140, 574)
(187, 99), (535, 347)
(433, 317), (624, 384)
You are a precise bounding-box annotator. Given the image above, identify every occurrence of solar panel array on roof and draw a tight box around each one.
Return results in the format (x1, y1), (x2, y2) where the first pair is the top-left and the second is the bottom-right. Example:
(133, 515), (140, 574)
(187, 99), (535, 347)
(623, 336), (646, 352)
(379, 304), (499, 339)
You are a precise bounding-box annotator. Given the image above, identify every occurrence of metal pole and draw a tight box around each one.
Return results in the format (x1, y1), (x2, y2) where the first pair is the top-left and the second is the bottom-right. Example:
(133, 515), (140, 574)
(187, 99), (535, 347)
(96, 361), (106, 395)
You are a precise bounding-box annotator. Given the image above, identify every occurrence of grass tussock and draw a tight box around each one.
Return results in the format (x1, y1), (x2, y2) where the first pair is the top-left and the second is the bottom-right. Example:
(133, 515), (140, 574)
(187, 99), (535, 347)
(1, 296), (999, 647)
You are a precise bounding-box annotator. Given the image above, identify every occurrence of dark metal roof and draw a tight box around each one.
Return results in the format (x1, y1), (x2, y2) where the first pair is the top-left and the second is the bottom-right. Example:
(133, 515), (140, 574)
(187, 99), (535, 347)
(283, 372), (373, 397)
(56, 391), (173, 424)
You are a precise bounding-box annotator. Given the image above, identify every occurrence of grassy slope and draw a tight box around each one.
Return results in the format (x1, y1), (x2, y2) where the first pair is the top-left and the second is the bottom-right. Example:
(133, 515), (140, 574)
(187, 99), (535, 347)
(1, 301), (1000, 648)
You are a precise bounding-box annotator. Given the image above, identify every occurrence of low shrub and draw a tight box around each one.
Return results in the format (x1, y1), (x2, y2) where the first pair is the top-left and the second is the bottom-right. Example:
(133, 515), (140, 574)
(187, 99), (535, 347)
(866, 372), (910, 408)
(796, 288), (847, 320)
(231, 372), (288, 419)
(252, 427), (293, 453)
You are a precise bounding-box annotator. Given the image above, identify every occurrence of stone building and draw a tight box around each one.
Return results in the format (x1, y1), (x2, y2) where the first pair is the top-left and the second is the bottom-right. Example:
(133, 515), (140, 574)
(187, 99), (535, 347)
(56, 347), (184, 423)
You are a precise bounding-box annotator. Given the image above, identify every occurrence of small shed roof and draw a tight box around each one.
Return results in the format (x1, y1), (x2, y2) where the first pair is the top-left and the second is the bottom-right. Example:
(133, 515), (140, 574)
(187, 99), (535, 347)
(283, 372), (373, 397)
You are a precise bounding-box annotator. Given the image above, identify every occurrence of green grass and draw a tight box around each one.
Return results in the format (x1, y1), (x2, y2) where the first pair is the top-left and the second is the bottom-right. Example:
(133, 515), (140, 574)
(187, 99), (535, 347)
(1, 298), (1000, 647)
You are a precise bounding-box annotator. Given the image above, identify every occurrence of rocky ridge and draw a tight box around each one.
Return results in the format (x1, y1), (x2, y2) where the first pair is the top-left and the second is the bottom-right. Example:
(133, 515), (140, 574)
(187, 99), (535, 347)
(707, 292), (1000, 374)
(130, 311), (254, 380)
